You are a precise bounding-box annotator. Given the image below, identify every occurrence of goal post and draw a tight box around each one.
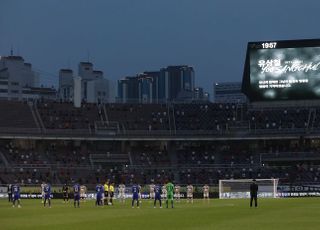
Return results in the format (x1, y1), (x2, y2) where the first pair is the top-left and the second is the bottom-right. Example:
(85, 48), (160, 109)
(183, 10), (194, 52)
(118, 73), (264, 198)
(219, 178), (279, 199)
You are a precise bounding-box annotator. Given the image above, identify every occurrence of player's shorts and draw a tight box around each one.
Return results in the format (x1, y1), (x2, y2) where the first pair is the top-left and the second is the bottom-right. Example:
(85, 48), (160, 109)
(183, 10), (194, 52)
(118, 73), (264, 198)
(13, 194), (20, 200)
(150, 192), (155, 198)
(132, 193), (139, 200)
(167, 193), (174, 200)
(96, 194), (102, 201)
(41, 192), (45, 198)
(74, 194), (80, 201)
(175, 193), (180, 198)
(63, 192), (68, 198)
(155, 194), (161, 201)
(119, 192), (125, 198)
(110, 192), (114, 198)
(187, 193), (193, 198)
(45, 194), (51, 199)
(203, 192), (209, 198)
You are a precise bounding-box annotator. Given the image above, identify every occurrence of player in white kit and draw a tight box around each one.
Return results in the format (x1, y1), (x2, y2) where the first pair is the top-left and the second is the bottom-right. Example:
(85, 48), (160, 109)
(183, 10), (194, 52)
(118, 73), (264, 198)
(162, 184), (167, 199)
(149, 184), (155, 200)
(41, 182), (45, 203)
(118, 183), (126, 203)
(186, 184), (194, 203)
(203, 184), (210, 200)
(80, 185), (87, 202)
(174, 185), (181, 202)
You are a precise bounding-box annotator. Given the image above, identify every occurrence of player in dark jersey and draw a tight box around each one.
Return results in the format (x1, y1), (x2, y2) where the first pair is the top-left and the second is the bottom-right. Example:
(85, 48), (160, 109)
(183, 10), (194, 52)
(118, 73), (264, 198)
(44, 183), (51, 208)
(95, 183), (104, 206)
(12, 184), (21, 208)
(153, 184), (162, 208)
(73, 183), (81, 208)
(131, 183), (140, 208)
(62, 183), (69, 203)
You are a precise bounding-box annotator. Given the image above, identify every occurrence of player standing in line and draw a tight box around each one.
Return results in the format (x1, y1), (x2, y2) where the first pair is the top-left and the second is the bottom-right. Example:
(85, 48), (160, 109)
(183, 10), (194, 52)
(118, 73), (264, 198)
(166, 181), (174, 209)
(12, 183), (21, 208)
(250, 179), (259, 207)
(104, 181), (109, 206)
(186, 184), (194, 203)
(95, 183), (104, 206)
(149, 183), (155, 201)
(138, 184), (142, 204)
(203, 184), (210, 201)
(162, 184), (167, 200)
(118, 183), (126, 203)
(41, 181), (45, 203)
(80, 184), (87, 202)
(43, 182), (52, 208)
(62, 183), (69, 203)
(131, 183), (140, 208)
(109, 182), (115, 206)
(73, 182), (81, 208)
(174, 184), (181, 202)
(7, 184), (12, 203)
(153, 184), (162, 208)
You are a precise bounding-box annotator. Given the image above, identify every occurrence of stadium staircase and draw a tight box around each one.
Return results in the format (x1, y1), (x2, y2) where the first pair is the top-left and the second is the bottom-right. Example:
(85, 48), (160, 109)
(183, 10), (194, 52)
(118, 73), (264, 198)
(0, 151), (9, 167)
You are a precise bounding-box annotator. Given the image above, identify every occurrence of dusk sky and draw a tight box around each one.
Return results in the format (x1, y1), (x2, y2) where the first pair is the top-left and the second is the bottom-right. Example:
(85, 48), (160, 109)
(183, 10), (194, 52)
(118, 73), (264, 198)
(1, 0), (320, 94)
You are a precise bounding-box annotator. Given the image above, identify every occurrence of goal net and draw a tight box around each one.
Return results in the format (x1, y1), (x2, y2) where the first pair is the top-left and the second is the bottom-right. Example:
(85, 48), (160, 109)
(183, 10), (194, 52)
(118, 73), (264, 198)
(219, 179), (279, 199)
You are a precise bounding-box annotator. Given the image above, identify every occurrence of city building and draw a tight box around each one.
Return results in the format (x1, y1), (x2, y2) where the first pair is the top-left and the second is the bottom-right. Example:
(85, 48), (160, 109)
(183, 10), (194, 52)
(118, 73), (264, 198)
(213, 82), (247, 103)
(0, 55), (56, 101)
(58, 62), (110, 103)
(117, 65), (195, 103)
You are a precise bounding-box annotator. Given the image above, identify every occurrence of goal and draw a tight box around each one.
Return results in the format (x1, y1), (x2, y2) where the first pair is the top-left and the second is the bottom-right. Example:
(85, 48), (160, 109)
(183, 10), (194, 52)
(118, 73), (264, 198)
(219, 179), (279, 199)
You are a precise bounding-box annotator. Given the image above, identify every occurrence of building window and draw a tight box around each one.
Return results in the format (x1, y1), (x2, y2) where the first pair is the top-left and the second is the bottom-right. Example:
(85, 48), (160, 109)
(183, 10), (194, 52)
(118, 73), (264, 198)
(0, 89), (8, 93)
(0, 81), (8, 85)
(11, 90), (19, 94)
(11, 82), (19, 86)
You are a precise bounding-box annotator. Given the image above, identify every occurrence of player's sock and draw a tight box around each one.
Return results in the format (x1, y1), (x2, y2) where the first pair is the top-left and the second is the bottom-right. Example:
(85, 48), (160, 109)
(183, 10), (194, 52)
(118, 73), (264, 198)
(159, 200), (162, 207)
(171, 200), (173, 208)
(166, 200), (168, 208)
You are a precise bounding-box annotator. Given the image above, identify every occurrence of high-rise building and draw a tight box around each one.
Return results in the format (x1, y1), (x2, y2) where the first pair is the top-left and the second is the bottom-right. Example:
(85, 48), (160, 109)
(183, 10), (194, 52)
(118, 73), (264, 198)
(117, 65), (195, 103)
(59, 69), (73, 102)
(58, 62), (110, 103)
(158, 65), (195, 101)
(0, 55), (56, 101)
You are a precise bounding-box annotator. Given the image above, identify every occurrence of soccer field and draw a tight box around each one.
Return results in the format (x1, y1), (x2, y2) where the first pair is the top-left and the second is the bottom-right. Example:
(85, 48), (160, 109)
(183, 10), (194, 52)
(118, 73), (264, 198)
(0, 198), (319, 230)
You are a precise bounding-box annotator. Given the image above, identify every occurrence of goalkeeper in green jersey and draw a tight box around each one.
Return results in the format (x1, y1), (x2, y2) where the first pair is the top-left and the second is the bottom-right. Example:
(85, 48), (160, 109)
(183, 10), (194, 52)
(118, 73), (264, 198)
(166, 181), (174, 208)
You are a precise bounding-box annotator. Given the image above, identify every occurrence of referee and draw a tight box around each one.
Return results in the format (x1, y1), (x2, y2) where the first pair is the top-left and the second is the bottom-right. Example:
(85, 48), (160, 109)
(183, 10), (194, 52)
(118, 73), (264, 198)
(250, 179), (258, 207)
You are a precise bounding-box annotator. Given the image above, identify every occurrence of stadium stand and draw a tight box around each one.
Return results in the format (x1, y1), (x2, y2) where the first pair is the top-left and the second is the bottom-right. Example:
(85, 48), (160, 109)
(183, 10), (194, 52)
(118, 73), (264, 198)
(1, 100), (320, 190)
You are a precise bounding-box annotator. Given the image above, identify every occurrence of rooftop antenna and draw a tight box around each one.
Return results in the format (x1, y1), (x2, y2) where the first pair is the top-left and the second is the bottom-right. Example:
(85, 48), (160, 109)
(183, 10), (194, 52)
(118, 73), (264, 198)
(10, 45), (13, 56)
(87, 49), (90, 63)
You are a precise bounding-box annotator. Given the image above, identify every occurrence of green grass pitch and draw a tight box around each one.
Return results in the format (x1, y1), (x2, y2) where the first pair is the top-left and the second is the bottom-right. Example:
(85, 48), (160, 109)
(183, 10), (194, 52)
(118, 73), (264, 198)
(0, 198), (320, 230)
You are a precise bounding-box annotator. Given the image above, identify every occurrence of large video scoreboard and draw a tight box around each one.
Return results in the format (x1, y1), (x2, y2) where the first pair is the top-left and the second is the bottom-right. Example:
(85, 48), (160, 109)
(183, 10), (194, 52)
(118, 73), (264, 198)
(242, 39), (320, 101)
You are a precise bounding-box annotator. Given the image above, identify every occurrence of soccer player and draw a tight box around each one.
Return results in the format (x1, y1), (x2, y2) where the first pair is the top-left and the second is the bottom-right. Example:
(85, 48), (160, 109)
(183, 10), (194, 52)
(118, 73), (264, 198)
(166, 181), (174, 208)
(162, 184), (167, 200)
(104, 181), (109, 205)
(149, 183), (155, 200)
(62, 183), (69, 203)
(118, 183), (126, 203)
(186, 184), (194, 203)
(80, 185), (87, 202)
(174, 184), (181, 202)
(12, 184), (21, 208)
(250, 179), (259, 207)
(7, 184), (12, 203)
(131, 183), (140, 208)
(153, 184), (162, 208)
(109, 182), (115, 205)
(43, 183), (51, 208)
(73, 182), (81, 208)
(95, 183), (104, 206)
(41, 181), (45, 204)
(203, 184), (210, 200)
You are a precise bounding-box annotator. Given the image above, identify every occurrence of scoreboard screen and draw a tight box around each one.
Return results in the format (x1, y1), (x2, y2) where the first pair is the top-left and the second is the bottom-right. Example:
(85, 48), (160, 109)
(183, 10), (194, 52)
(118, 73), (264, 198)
(242, 39), (320, 101)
